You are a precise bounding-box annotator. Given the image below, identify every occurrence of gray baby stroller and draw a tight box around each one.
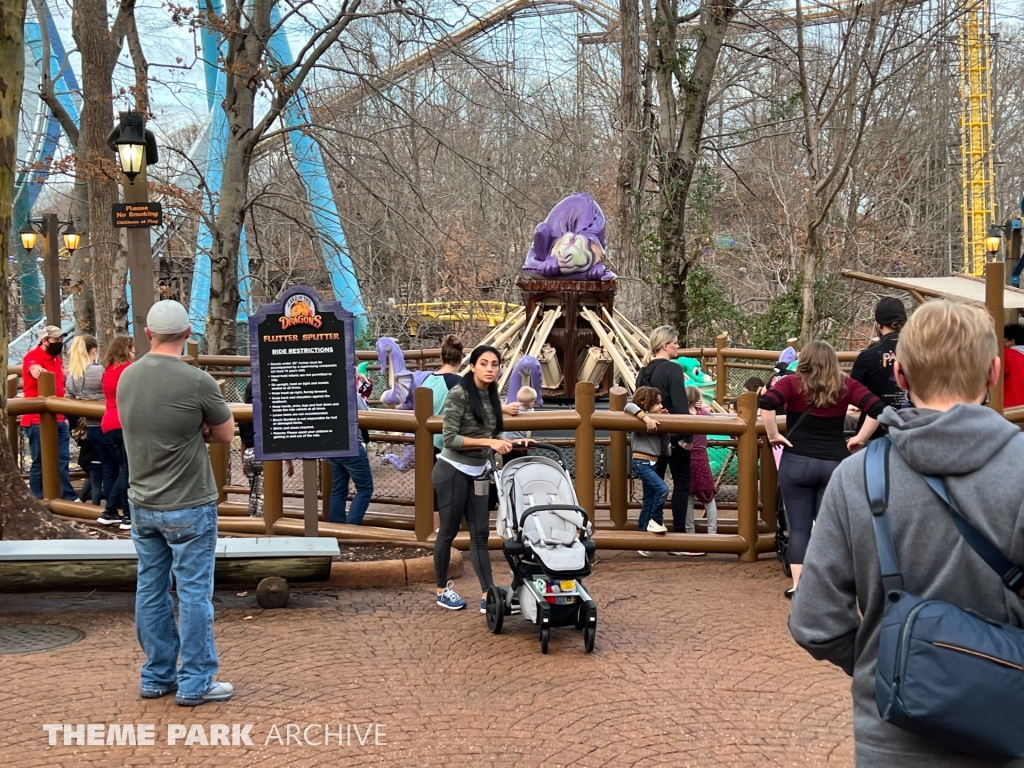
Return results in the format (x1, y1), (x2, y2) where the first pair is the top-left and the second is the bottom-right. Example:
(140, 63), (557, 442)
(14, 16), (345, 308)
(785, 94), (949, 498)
(486, 443), (598, 654)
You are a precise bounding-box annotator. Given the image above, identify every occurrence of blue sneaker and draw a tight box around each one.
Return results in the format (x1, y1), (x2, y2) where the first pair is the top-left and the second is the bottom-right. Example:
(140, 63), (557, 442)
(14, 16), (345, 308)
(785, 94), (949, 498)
(436, 581), (466, 610)
(480, 598), (487, 614)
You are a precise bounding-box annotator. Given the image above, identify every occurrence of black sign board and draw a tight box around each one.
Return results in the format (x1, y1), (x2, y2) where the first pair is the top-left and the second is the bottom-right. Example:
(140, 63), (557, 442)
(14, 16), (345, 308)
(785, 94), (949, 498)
(112, 202), (162, 228)
(249, 286), (358, 460)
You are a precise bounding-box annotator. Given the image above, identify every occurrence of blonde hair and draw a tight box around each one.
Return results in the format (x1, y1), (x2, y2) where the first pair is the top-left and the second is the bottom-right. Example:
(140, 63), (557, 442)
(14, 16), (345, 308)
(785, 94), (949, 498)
(796, 341), (845, 409)
(897, 300), (997, 402)
(642, 326), (679, 365)
(516, 386), (537, 405)
(67, 335), (98, 381)
(686, 386), (704, 409)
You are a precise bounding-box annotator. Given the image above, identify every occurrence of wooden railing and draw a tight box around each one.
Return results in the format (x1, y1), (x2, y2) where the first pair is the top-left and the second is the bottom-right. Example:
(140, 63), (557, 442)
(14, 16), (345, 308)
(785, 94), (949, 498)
(9, 372), (778, 560)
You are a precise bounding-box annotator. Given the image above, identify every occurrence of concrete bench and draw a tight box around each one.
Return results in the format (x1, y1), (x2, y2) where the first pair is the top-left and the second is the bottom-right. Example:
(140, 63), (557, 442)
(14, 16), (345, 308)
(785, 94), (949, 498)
(0, 537), (340, 607)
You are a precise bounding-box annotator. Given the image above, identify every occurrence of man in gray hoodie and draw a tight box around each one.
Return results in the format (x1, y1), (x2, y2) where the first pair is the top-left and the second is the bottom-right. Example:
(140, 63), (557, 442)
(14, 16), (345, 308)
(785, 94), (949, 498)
(790, 300), (1024, 767)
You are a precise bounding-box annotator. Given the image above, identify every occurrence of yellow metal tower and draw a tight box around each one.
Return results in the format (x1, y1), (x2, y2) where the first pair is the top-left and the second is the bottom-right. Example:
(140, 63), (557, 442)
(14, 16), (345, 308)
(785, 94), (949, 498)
(959, 0), (997, 276)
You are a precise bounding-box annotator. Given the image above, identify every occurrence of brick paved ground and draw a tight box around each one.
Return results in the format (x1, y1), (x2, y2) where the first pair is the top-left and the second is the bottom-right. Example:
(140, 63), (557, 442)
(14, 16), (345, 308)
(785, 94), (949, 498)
(0, 552), (854, 767)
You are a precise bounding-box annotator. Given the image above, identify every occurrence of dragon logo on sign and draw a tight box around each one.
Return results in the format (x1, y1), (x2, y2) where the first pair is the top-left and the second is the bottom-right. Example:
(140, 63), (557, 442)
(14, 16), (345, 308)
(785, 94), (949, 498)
(279, 294), (323, 330)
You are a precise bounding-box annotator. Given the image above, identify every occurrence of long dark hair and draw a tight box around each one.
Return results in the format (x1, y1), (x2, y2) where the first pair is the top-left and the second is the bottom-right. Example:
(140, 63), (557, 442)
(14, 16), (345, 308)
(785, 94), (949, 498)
(460, 345), (504, 436)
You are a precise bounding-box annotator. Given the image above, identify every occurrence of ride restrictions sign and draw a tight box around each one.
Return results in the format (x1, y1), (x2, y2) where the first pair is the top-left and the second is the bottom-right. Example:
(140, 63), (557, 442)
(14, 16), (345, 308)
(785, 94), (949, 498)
(249, 286), (359, 460)
(111, 202), (162, 228)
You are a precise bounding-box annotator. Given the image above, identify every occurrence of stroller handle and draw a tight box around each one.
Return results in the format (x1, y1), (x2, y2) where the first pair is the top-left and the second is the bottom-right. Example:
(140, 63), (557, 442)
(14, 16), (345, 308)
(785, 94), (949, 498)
(510, 440), (569, 469)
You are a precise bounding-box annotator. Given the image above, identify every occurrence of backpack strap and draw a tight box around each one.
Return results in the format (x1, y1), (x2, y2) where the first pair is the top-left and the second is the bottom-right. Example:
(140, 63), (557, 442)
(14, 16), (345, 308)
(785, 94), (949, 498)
(864, 437), (904, 593)
(918, 474), (1024, 598)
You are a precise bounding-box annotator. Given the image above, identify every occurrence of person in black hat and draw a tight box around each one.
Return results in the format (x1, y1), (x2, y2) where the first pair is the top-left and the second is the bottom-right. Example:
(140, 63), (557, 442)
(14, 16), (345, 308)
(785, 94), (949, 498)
(850, 297), (908, 438)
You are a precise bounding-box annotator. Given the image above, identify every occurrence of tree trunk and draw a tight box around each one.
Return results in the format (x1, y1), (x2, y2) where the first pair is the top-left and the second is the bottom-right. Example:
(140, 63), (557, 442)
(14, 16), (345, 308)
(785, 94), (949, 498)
(73, 0), (127, 347)
(615, 0), (644, 323)
(0, 0), (88, 539)
(69, 174), (95, 333)
(800, 211), (819, 342)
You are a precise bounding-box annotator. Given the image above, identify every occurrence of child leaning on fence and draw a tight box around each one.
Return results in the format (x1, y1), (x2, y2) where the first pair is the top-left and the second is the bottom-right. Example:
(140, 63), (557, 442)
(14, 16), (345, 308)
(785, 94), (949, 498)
(624, 386), (670, 539)
(685, 386), (718, 537)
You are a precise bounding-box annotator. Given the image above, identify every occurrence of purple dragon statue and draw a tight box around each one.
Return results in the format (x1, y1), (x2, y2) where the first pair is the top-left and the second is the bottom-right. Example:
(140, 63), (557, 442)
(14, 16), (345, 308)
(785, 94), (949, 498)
(505, 355), (543, 407)
(377, 337), (432, 472)
(522, 193), (615, 281)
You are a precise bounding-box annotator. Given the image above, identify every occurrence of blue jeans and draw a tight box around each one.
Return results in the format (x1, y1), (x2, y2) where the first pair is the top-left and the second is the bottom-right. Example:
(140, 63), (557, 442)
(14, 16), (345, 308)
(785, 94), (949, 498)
(87, 425), (117, 502)
(633, 458), (669, 532)
(328, 446), (374, 524)
(27, 422), (77, 500)
(131, 501), (219, 699)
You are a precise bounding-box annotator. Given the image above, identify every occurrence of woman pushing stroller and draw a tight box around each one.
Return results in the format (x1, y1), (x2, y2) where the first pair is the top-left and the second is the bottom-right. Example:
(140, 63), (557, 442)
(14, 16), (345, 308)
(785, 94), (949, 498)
(433, 345), (516, 612)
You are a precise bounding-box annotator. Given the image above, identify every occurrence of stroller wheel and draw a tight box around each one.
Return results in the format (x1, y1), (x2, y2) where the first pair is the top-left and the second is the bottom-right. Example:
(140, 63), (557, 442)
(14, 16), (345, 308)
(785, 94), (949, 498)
(539, 602), (551, 654)
(485, 586), (504, 634)
(581, 599), (597, 654)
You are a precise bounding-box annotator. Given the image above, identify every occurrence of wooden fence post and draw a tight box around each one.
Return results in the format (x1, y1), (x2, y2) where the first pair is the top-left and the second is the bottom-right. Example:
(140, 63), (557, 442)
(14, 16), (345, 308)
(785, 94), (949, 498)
(736, 391), (759, 562)
(759, 435), (778, 532)
(263, 461), (283, 534)
(37, 371), (60, 501)
(414, 386), (435, 542)
(7, 375), (18, 458)
(715, 333), (728, 406)
(574, 382), (596, 517)
(608, 386), (628, 529)
(321, 460), (332, 521)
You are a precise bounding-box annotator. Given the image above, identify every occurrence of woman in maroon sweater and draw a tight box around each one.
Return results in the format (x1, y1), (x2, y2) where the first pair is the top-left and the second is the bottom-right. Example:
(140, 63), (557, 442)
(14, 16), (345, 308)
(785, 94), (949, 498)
(759, 341), (884, 598)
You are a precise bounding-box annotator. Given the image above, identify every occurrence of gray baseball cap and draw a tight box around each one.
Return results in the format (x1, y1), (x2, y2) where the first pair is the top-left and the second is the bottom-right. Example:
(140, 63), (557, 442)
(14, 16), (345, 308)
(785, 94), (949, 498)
(146, 300), (191, 334)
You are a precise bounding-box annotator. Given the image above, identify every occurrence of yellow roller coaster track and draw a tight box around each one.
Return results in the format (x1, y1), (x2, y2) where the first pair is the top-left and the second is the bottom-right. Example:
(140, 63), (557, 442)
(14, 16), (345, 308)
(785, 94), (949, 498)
(960, 0), (996, 277)
(385, 301), (523, 327)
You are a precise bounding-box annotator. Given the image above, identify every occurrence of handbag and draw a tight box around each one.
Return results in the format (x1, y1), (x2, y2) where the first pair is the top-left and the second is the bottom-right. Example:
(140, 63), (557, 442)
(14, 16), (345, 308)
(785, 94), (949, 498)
(864, 437), (1024, 760)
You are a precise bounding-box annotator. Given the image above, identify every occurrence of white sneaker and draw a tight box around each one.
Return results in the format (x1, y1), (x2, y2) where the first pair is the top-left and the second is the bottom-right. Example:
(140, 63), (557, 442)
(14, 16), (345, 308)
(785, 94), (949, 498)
(637, 550), (652, 558)
(646, 520), (668, 534)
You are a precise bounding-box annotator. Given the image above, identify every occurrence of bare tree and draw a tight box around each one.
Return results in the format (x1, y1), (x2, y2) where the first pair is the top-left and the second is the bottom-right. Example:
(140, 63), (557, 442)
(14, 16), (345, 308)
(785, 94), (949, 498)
(0, 0), (87, 538)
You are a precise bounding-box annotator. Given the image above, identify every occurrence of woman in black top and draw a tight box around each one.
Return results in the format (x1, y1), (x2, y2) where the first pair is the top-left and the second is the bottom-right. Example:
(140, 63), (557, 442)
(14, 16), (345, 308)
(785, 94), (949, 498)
(759, 341), (884, 597)
(636, 325), (693, 538)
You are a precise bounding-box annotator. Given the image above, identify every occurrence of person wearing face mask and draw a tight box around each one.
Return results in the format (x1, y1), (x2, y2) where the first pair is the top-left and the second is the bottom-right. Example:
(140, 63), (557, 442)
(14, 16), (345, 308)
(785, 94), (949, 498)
(21, 325), (77, 500)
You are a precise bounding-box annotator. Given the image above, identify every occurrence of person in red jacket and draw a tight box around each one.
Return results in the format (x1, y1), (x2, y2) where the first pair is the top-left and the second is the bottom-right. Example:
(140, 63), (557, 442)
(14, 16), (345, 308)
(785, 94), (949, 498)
(98, 336), (135, 528)
(21, 325), (77, 500)
(1002, 324), (1024, 409)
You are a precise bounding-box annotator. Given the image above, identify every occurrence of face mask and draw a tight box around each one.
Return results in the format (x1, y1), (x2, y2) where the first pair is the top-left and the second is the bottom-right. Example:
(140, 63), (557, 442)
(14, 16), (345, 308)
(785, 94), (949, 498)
(46, 341), (63, 356)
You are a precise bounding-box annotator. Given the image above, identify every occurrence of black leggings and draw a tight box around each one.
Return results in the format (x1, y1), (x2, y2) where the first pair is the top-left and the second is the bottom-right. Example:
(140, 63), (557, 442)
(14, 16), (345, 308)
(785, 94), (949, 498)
(656, 443), (691, 532)
(778, 452), (840, 565)
(432, 459), (494, 591)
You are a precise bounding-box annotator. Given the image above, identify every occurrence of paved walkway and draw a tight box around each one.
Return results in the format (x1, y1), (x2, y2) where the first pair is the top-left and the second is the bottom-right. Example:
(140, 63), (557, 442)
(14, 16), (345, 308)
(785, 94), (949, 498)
(0, 553), (854, 766)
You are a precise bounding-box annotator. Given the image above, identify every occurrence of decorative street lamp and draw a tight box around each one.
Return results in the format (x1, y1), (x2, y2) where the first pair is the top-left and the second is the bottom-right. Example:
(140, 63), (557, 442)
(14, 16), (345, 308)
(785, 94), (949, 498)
(61, 221), (82, 253)
(107, 112), (158, 185)
(19, 222), (38, 251)
(986, 224), (1003, 260)
(108, 111), (160, 355)
(19, 214), (87, 327)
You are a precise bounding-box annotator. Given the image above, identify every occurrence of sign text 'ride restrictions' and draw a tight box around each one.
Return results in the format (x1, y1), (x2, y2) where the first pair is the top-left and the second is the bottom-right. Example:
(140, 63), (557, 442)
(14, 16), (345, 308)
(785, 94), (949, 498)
(250, 287), (358, 460)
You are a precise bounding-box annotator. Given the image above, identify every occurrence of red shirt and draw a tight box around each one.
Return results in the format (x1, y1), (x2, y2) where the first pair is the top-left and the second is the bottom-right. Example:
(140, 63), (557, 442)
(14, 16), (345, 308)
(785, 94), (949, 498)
(1003, 347), (1024, 409)
(101, 362), (131, 432)
(20, 344), (66, 426)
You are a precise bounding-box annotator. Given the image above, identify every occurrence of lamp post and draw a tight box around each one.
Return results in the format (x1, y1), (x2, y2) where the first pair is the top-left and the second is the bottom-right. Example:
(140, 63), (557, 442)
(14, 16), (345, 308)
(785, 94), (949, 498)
(985, 224), (1005, 414)
(108, 111), (159, 356)
(20, 214), (84, 328)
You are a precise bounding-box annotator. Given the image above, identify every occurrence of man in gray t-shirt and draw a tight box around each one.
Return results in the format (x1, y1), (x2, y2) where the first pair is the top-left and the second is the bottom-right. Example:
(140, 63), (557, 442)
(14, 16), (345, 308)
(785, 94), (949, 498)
(118, 300), (236, 707)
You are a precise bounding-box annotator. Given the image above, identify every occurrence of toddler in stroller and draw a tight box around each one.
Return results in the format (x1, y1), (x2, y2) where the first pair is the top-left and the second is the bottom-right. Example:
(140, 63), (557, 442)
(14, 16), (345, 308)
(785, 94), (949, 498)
(486, 443), (598, 654)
